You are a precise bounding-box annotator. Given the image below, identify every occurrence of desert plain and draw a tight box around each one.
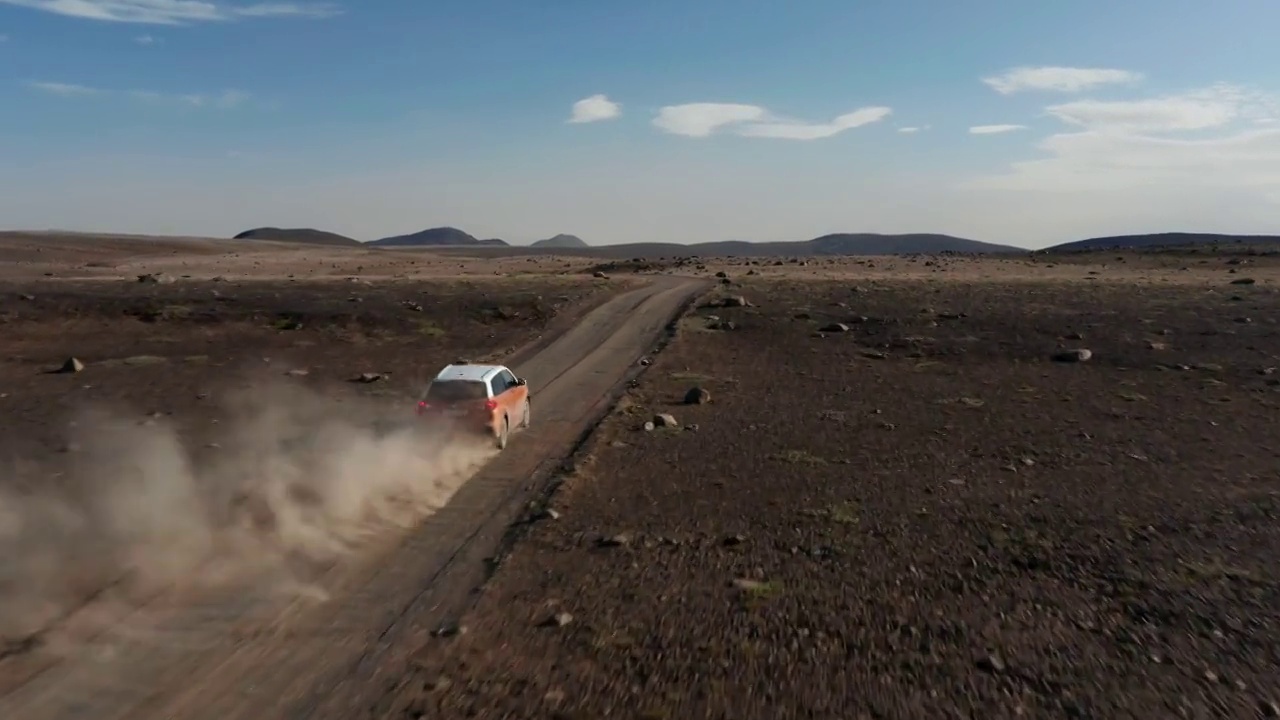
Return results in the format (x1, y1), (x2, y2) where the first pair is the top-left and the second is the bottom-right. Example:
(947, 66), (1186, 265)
(1, 231), (1278, 719)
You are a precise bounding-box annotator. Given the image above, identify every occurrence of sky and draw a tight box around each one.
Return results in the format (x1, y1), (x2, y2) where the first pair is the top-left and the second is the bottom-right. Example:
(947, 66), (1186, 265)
(1, 0), (1278, 249)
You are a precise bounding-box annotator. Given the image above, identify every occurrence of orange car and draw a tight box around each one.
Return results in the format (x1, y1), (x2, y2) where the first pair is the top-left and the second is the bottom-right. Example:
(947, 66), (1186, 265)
(417, 362), (531, 449)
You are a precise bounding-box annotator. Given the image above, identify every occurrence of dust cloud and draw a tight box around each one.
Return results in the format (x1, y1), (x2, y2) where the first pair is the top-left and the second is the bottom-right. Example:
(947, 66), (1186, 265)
(0, 380), (494, 645)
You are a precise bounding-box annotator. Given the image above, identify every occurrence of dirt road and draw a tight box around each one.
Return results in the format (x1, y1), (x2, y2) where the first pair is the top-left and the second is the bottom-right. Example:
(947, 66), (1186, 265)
(0, 274), (709, 720)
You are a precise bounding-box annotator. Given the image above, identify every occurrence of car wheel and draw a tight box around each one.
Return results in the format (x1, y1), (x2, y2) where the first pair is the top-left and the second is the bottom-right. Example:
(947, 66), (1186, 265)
(496, 416), (509, 450)
(520, 399), (531, 429)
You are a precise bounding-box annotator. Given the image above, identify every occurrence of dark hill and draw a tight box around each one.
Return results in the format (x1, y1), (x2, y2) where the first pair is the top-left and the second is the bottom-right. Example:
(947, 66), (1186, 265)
(368, 226), (509, 247)
(1045, 232), (1280, 253)
(532, 234), (589, 249)
(233, 227), (361, 247)
(406, 232), (1022, 259)
(598, 233), (1020, 257)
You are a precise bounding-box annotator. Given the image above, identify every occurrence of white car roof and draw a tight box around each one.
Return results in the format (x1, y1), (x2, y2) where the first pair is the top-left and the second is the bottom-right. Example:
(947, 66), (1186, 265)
(433, 363), (508, 383)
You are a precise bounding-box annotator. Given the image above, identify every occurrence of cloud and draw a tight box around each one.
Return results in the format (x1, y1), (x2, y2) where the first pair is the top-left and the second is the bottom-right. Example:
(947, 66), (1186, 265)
(26, 81), (103, 96)
(966, 84), (1280, 198)
(652, 103), (765, 137)
(969, 124), (1026, 135)
(133, 88), (250, 108)
(1044, 84), (1275, 133)
(567, 94), (620, 124)
(28, 81), (250, 108)
(897, 124), (930, 134)
(968, 127), (1280, 193)
(135, 33), (155, 43)
(0, 1), (341, 25)
(653, 102), (891, 140)
(983, 66), (1144, 95)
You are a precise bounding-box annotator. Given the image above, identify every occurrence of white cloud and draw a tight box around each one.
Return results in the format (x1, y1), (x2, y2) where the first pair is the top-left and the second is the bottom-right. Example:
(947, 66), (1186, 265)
(652, 103), (765, 138)
(30, 81), (250, 107)
(897, 127), (920, 134)
(26, 80), (103, 96)
(983, 66), (1143, 95)
(966, 83), (1280, 200)
(1044, 84), (1275, 133)
(0, 1), (341, 25)
(969, 124), (1026, 135)
(134, 33), (155, 43)
(968, 128), (1280, 193)
(567, 94), (620, 124)
(653, 102), (890, 140)
(142, 88), (250, 107)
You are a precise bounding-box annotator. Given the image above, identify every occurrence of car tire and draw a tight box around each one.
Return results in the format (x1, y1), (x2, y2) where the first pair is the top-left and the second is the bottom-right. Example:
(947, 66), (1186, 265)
(496, 416), (509, 450)
(520, 399), (531, 429)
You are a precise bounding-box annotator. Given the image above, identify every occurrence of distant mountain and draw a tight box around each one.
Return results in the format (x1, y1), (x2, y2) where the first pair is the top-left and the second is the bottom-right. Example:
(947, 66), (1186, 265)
(1045, 232), (1280, 253)
(595, 233), (1020, 257)
(532, 233), (589, 249)
(368, 226), (510, 247)
(233, 227), (361, 247)
(410, 232), (1023, 259)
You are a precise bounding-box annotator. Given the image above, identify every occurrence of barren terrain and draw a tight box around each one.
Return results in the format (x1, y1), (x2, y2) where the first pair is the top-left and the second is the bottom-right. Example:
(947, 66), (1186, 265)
(390, 253), (1280, 719)
(3, 234), (1280, 719)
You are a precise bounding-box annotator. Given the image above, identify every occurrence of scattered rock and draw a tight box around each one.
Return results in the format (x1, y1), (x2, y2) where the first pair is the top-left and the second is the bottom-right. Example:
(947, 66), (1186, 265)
(976, 654), (1007, 673)
(543, 611), (574, 628)
(593, 271), (608, 279)
(1052, 348), (1093, 363)
(18, 293), (34, 301)
(723, 534), (746, 546)
(714, 271), (728, 278)
(653, 413), (679, 427)
(819, 322), (850, 333)
(432, 621), (467, 637)
(136, 272), (174, 284)
(732, 578), (767, 592)
(683, 386), (711, 405)
(536, 508), (561, 521)
(423, 676), (452, 692)
(58, 357), (85, 374)
(1230, 278), (1257, 285)
(720, 295), (750, 308)
(598, 533), (631, 547)
(286, 369), (309, 377)
(642, 420), (656, 432)
(354, 372), (387, 383)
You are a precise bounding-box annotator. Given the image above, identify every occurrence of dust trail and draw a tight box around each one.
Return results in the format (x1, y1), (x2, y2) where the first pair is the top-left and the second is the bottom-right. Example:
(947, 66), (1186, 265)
(0, 379), (494, 647)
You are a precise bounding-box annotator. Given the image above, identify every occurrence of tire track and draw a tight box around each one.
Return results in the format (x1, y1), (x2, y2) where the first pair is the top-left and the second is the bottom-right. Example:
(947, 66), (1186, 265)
(0, 275), (708, 720)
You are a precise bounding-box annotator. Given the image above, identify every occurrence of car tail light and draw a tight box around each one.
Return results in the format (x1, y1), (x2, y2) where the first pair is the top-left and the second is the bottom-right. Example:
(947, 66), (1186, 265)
(484, 399), (498, 411)
(417, 401), (428, 415)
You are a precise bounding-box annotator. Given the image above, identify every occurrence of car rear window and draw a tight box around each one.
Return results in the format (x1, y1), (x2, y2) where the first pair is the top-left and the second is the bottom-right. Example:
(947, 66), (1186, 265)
(425, 380), (488, 403)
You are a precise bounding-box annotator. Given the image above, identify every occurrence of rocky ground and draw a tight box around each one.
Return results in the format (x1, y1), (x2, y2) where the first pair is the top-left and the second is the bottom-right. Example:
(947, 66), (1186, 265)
(390, 258), (1280, 719)
(0, 242), (617, 665)
(0, 274), (609, 461)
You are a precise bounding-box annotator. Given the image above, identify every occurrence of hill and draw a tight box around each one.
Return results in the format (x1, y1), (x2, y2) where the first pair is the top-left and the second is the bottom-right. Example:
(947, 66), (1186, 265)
(1045, 232), (1280, 253)
(232, 227), (361, 247)
(368, 226), (510, 247)
(386, 232), (1020, 258)
(531, 234), (589, 249)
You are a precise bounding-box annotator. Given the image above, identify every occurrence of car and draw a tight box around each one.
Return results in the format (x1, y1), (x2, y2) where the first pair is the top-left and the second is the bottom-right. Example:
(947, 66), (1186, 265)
(416, 362), (531, 449)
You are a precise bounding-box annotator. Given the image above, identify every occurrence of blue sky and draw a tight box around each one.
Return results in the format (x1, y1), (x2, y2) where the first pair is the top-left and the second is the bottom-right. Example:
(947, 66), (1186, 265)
(1, 0), (1278, 248)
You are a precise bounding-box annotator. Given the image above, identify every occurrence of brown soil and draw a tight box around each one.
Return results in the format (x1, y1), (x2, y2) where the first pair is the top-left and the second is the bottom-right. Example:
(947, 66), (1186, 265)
(389, 259), (1280, 719)
(5, 234), (1280, 719)
(0, 233), (708, 719)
